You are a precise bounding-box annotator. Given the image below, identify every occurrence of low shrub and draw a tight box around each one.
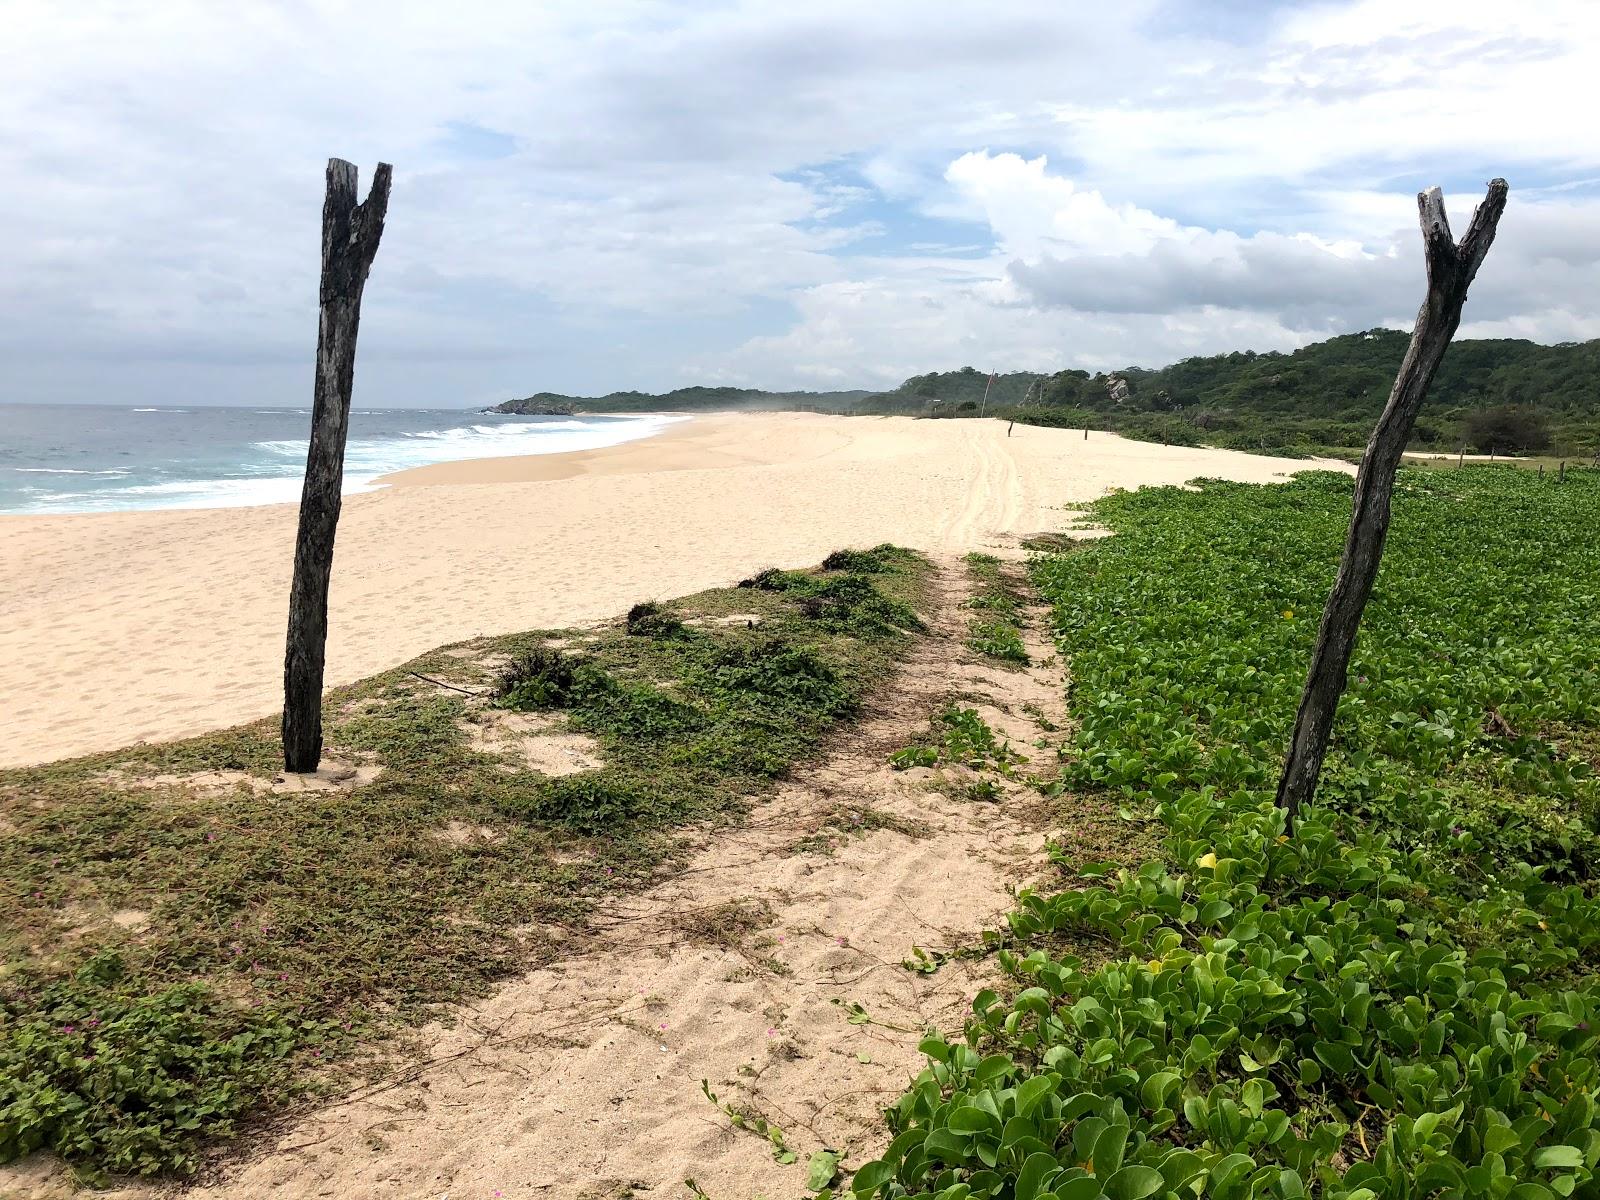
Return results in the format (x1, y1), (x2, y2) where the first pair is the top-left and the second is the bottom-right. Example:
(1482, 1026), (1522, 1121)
(568, 673), (706, 740)
(822, 545), (921, 574)
(738, 567), (809, 591)
(799, 575), (924, 637)
(625, 601), (688, 640)
(499, 771), (689, 834)
(494, 647), (583, 710)
(691, 639), (853, 717)
(1465, 404), (1554, 454)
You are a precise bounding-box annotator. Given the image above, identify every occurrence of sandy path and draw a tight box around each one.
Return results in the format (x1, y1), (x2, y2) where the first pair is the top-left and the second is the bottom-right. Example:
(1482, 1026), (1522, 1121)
(42, 554), (1091, 1200)
(0, 413), (1339, 767)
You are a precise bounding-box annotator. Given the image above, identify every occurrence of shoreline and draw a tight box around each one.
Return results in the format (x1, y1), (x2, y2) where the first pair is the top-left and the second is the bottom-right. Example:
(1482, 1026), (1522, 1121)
(0, 408), (688, 519)
(0, 413), (1348, 767)
(372, 410), (879, 487)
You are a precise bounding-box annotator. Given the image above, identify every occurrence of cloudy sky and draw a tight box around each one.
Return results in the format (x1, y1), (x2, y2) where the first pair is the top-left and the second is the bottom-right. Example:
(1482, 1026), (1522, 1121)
(5, 0), (1598, 407)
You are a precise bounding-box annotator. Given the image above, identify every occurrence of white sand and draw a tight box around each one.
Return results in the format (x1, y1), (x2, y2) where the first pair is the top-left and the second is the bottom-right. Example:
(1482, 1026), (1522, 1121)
(0, 413), (1342, 767)
(60, 553), (1089, 1200)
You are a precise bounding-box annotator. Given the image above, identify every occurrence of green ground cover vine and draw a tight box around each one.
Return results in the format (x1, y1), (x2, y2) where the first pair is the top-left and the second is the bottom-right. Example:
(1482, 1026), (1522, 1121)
(0, 547), (931, 1181)
(891, 706), (1027, 776)
(850, 468), (1600, 1200)
(964, 552), (1031, 666)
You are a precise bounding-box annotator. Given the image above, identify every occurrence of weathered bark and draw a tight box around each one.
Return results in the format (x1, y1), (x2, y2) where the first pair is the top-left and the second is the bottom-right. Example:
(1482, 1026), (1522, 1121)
(1275, 179), (1507, 829)
(283, 159), (392, 772)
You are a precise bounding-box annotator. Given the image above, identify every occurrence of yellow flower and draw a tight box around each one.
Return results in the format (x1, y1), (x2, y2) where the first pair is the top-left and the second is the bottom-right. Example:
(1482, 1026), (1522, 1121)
(1281, 609), (1295, 619)
(1197, 852), (1218, 869)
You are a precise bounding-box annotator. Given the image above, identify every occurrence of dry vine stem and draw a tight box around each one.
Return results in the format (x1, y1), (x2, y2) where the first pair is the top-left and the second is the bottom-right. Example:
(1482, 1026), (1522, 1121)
(1275, 179), (1508, 830)
(283, 158), (392, 773)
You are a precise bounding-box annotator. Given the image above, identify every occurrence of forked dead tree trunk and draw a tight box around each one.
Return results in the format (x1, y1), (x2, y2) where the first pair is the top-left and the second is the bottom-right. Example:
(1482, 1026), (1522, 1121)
(283, 158), (392, 773)
(1275, 179), (1507, 830)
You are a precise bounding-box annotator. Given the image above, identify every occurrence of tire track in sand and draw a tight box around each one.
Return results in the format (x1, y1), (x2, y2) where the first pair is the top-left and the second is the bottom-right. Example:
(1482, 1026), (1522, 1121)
(936, 423), (1025, 550)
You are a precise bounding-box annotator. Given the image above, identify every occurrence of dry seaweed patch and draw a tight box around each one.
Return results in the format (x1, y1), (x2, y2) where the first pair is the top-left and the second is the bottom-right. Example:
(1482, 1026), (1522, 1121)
(672, 898), (777, 950)
(82, 556), (1111, 1200)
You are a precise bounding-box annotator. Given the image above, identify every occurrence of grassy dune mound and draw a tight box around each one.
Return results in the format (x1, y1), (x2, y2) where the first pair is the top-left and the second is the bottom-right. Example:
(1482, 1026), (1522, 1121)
(0, 546), (930, 1180)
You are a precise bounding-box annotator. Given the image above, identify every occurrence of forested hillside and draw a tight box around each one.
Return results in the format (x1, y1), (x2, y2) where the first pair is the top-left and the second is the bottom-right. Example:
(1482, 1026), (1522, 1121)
(1013, 330), (1600, 454)
(491, 331), (1600, 456)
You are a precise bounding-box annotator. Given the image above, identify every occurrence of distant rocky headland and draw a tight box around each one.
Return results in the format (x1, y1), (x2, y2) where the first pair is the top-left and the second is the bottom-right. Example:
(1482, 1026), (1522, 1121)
(487, 395), (580, 416)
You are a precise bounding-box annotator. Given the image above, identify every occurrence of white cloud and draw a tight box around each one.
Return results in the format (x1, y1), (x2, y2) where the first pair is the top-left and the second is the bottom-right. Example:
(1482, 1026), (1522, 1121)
(2, 0), (1598, 402)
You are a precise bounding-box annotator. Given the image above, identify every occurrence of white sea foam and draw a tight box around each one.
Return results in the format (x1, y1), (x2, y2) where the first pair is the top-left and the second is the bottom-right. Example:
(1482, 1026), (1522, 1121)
(7, 413), (686, 514)
(255, 413), (684, 488)
(13, 468), (131, 476)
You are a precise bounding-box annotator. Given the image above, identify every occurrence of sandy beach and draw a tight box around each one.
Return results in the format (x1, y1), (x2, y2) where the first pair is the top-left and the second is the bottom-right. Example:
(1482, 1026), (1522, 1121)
(0, 413), (1341, 767)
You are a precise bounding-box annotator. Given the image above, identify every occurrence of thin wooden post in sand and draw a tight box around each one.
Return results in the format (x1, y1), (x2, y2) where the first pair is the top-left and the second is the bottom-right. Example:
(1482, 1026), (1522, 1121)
(283, 158), (393, 773)
(1274, 180), (1507, 832)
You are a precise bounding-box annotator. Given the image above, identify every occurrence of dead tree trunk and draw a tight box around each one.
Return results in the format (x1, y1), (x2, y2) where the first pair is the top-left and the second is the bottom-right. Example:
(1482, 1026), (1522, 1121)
(1274, 179), (1507, 830)
(282, 159), (392, 773)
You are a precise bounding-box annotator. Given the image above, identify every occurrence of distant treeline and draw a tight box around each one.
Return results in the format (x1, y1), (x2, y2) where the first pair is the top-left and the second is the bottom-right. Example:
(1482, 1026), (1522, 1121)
(490, 330), (1600, 455)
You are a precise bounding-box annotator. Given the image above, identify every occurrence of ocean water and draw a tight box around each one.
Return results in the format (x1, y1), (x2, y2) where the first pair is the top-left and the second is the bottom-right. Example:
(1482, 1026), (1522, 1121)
(0, 404), (684, 515)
